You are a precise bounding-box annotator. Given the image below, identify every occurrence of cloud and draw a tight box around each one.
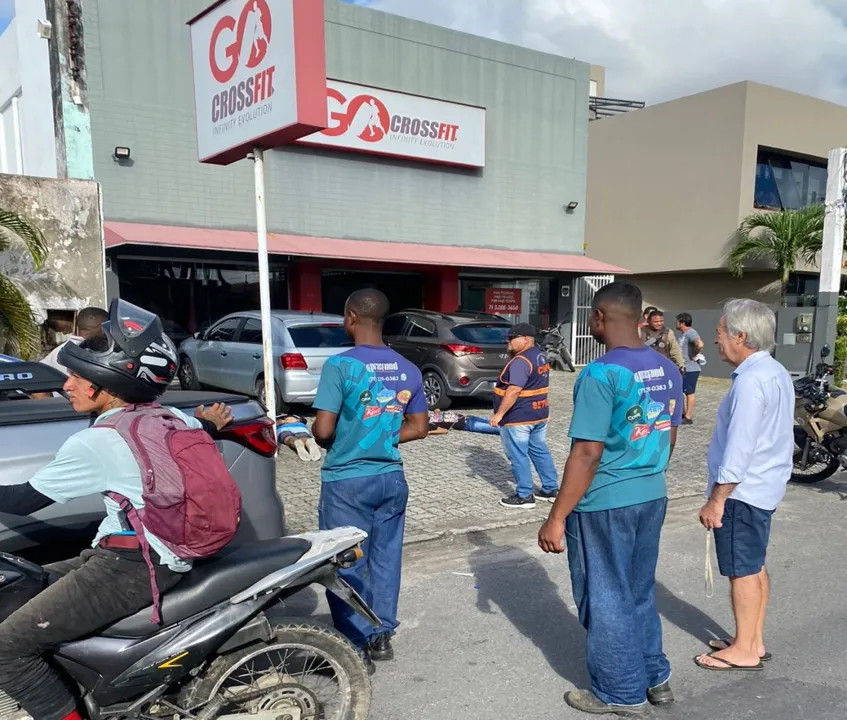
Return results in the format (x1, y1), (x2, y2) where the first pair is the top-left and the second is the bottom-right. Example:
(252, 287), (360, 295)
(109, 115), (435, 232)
(361, 0), (847, 106)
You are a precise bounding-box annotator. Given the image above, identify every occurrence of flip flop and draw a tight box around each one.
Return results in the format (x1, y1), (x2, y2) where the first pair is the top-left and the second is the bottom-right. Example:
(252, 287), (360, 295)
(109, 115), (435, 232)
(694, 652), (763, 672)
(294, 440), (311, 462)
(306, 438), (322, 461)
(708, 638), (772, 662)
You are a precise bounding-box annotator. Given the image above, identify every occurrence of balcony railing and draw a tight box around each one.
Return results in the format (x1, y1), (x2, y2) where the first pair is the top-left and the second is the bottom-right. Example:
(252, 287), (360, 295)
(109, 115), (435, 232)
(589, 96), (646, 120)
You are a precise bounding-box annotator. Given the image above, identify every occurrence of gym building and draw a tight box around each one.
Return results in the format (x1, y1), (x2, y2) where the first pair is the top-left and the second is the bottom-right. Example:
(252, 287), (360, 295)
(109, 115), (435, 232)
(35, 0), (622, 349)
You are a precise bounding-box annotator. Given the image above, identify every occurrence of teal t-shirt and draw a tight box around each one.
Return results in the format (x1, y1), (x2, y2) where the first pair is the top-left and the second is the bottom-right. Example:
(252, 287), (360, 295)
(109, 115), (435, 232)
(569, 347), (683, 512)
(313, 345), (426, 482)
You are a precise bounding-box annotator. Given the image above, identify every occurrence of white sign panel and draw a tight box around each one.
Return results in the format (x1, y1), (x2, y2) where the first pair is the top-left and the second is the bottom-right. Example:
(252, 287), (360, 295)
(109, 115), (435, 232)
(188, 0), (327, 166)
(298, 80), (487, 168)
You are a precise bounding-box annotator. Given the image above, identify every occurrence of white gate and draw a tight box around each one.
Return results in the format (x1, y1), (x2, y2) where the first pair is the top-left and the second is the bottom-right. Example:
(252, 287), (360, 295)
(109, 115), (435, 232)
(571, 274), (615, 366)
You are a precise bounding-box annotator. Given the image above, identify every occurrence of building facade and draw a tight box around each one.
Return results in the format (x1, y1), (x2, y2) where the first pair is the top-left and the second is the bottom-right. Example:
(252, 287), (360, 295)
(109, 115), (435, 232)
(586, 81), (847, 310)
(44, 0), (619, 348)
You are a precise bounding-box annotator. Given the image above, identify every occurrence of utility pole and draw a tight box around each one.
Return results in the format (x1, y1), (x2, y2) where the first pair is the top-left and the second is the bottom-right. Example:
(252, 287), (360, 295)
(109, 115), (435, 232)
(813, 147), (847, 364)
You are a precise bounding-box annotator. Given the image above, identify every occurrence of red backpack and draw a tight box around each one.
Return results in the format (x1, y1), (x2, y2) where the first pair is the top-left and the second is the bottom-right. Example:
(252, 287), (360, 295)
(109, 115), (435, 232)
(97, 404), (242, 623)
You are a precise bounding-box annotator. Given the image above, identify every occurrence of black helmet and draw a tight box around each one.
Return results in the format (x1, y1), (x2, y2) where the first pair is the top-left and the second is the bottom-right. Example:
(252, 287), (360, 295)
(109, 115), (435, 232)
(58, 299), (178, 403)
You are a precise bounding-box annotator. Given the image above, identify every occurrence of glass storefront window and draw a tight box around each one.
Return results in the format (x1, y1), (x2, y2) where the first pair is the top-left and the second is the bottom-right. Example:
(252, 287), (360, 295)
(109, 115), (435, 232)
(117, 258), (287, 343)
(460, 278), (552, 329)
(755, 148), (827, 210)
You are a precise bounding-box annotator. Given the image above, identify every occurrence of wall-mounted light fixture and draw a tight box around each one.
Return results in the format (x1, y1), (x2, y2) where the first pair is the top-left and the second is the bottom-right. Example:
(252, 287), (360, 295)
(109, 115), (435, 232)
(113, 146), (131, 162)
(564, 201), (579, 212)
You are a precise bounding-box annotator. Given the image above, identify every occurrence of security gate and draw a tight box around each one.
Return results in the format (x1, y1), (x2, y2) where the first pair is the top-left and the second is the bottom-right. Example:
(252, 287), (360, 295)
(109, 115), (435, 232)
(571, 274), (615, 366)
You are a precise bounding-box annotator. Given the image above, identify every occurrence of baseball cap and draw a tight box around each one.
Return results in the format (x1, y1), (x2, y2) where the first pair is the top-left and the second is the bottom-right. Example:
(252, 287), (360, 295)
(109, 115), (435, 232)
(508, 323), (537, 339)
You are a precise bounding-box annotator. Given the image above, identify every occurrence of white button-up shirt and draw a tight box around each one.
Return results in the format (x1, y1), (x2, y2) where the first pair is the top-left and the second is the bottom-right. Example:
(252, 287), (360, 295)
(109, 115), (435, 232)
(706, 351), (794, 511)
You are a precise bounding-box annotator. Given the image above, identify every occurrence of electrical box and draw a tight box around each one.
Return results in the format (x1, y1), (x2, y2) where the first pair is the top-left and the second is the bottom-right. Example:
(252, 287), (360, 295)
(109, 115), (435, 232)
(795, 314), (813, 334)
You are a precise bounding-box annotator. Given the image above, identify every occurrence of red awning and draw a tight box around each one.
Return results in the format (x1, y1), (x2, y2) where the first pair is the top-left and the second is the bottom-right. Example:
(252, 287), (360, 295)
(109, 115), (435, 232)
(104, 221), (628, 275)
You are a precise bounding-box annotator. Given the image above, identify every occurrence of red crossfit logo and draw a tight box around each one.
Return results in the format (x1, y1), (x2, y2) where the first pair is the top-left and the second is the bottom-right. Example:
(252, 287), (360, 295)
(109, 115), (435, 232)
(323, 88), (391, 143)
(209, 0), (273, 85)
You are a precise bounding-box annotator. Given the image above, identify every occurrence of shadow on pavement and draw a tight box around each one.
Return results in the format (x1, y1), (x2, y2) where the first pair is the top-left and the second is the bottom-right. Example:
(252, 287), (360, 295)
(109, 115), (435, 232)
(467, 531), (590, 689)
(796, 476), (847, 501)
(656, 581), (729, 648)
(463, 446), (514, 496)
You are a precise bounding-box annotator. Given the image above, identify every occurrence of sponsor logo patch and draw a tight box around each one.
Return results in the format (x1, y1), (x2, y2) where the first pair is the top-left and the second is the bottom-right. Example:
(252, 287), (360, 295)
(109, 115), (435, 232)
(669, 399), (676, 415)
(359, 390), (373, 405)
(376, 389), (396, 404)
(397, 389), (412, 404)
(363, 405), (383, 420)
(625, 406), (644, 424)
(630, 424), (651, 441)
(646, 402), (664, 420)
(385, 404), (405, 414)
(655, 417), (672, 432)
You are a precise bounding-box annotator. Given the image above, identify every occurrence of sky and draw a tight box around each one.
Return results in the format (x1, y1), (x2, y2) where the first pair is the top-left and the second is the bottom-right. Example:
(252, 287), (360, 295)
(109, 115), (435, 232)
(340, 0), (847, 106)
(0, 0), (13, 36)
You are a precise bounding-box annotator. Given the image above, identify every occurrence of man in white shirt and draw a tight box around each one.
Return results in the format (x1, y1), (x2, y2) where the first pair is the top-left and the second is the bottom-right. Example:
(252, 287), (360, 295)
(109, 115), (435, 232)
(41, 307), (109, 375)
(695, 299), (793, 672)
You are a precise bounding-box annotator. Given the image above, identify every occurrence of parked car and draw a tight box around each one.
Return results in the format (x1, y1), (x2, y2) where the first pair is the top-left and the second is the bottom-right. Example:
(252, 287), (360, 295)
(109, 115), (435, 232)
(0, 361), (283, 563)
(177, 310), (351, 411)
(382, 309), (512, 410)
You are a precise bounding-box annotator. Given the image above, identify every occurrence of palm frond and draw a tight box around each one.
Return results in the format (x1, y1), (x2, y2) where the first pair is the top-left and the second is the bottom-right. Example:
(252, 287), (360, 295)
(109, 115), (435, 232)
(0, 274), (38, 359)
(0, 209), (48, 269)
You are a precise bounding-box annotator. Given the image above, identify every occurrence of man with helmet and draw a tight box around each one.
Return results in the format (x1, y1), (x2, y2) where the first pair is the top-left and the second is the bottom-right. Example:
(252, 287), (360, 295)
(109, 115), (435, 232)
(0, 300), (234, 720)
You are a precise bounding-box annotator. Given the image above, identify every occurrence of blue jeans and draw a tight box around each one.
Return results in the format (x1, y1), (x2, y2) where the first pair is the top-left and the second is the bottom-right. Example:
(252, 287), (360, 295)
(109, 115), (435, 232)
(318, 471), (409, 648)
(500, 422), (559, 497)
(464, 415), (500, 435)
(566, 498), (670, 706)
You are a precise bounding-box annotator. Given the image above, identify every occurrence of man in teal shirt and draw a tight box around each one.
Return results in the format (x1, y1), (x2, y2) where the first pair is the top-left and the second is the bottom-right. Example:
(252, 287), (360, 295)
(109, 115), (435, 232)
(539, 282), (682, 717)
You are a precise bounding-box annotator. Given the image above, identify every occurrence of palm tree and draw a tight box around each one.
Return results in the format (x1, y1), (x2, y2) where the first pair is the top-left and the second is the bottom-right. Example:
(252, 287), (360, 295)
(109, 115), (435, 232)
(0, 209), (48, 358)
(727, 205), (826, 304)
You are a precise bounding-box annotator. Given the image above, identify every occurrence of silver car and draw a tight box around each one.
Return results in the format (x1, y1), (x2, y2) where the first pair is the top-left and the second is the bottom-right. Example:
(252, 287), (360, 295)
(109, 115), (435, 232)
(177, 310), (351, 410)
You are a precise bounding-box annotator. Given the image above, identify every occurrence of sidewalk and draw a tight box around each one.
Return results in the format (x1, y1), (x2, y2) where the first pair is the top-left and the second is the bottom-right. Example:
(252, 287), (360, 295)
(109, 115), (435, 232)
(276, 372), (732, 540)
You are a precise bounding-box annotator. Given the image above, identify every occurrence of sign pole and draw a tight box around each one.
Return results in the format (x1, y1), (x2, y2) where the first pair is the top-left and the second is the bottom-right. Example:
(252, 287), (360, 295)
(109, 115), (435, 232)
(251, 146), (277, 423)
(813, 147), (846, 368)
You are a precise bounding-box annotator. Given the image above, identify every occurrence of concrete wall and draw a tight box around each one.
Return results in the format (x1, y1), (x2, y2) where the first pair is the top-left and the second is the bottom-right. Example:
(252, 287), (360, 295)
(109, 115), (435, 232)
(630, 270), (781, 311)
(0, 173), (105, 322)
(83, 0), (590, 255)
(0, 1), (58, 178)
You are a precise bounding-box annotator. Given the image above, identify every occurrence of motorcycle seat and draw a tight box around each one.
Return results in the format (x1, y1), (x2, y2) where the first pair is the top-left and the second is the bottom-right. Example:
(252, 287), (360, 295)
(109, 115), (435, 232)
(102, 537), (312, 638)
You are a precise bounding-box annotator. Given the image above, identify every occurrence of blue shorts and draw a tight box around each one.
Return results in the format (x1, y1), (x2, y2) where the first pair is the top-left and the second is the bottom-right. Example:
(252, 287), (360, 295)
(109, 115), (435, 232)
(713, 498), (775, 578)
(682, 371), (700, 395)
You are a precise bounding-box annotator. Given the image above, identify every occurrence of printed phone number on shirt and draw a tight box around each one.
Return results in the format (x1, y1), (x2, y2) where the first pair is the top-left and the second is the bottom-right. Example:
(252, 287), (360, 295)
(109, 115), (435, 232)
(639, 383), (668, 394)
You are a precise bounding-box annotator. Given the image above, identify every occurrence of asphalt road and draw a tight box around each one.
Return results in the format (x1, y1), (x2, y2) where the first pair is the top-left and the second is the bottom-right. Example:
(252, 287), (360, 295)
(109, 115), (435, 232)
(296, 481), (847, 720)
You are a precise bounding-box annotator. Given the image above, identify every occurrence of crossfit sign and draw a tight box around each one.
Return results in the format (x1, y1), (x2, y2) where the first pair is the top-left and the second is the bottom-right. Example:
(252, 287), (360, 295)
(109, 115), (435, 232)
(298, 80), (487, 168)
(188, 0), (328, 165)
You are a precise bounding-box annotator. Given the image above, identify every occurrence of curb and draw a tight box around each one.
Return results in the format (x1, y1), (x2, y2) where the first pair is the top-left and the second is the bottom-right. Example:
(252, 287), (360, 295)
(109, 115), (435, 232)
(402, 492), (705, 547)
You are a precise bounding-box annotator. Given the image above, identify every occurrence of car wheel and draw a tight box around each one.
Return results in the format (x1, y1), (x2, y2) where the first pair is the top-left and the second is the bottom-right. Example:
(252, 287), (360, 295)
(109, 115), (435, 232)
(178, 356), (201, 390)
(255, 376), (288, 415)
(423, 371), (451, 410)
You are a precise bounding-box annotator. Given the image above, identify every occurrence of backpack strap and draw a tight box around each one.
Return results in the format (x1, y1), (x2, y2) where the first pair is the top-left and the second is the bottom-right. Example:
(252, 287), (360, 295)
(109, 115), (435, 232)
(107, 492), (163, 625)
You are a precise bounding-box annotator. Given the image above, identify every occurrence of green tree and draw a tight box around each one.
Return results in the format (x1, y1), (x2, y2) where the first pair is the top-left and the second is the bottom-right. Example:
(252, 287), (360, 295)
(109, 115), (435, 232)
(0, 209), (48, 358)
(727, 205), (826, 304)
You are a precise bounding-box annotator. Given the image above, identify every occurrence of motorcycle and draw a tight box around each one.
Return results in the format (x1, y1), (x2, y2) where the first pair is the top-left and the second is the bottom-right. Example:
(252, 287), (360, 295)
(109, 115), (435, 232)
(791, 344), (847, 484)
(0, 527), (377, 720)
(539, 322), (576, 373)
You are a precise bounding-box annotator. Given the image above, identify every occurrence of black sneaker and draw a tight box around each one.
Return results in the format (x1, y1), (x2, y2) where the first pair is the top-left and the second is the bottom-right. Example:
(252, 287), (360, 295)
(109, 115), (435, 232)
(536, 489), (559, 503)
(647, 680), (674, 706)
(368, 632), (394, 661)
(681, 418), (693, 426)
(500, 493), (536, 509)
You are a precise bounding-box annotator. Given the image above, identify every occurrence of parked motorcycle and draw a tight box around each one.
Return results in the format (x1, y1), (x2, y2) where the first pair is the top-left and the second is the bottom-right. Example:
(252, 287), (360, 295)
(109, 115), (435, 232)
(0, 527), (376, 720)
(539, 322), (576, 372)
(791, 344), (847, 484)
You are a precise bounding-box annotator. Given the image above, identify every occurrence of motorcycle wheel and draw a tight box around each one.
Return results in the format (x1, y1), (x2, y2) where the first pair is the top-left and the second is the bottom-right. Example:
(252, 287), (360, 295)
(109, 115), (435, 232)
(179, 621), (371, 720)
(790, 447), (840, 484)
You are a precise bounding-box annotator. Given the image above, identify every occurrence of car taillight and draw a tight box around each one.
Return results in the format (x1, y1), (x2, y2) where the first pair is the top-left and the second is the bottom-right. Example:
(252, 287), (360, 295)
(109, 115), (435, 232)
(281, 353), (308, 370)
(441, 344), (483, 357)
(219, 417), (277, 457)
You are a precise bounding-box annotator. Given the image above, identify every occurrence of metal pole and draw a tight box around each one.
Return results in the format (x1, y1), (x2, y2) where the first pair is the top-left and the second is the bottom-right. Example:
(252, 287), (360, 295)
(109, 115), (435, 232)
(252, 146), (277, 422)
(812, 147), (847, 365)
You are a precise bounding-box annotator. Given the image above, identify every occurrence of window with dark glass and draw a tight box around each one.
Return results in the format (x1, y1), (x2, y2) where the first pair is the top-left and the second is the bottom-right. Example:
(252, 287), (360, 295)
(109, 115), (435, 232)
(208, 318), (241, 342)
(382, 315), (408, 337)
(407, 317), (436, 338)
(755, 147), (827, 210)
(239, 318), (263, 344)
(288, 325), (351, 348)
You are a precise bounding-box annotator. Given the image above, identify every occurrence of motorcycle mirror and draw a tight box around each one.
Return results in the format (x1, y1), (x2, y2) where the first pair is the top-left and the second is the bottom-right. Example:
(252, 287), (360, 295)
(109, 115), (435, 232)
(821, 344), (832, 359)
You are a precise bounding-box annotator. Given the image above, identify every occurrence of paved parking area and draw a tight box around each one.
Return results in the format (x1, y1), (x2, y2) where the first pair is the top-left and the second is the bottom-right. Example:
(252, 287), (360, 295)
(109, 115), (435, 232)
(276, 371), (733, 539)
